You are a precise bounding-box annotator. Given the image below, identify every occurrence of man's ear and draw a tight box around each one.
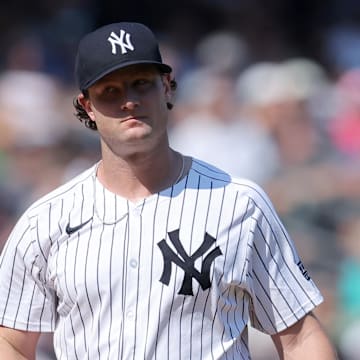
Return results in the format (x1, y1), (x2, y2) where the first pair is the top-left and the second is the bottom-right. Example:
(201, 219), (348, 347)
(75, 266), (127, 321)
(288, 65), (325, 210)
(78, 93), (95, 121)
(162, 74), (172, 96)
(162, 73), (173, 105)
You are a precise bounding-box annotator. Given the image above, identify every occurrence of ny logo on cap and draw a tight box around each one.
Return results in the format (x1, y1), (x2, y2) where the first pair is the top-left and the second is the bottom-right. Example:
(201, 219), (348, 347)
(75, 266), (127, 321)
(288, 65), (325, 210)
(108, 29), (135, 55)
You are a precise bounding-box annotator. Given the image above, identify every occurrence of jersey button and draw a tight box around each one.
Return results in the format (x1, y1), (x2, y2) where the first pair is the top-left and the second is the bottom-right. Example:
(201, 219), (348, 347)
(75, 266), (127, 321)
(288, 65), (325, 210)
(132, 207), (141, 217)
(130, 259), (138, 268)
(127, 310), (134, 319)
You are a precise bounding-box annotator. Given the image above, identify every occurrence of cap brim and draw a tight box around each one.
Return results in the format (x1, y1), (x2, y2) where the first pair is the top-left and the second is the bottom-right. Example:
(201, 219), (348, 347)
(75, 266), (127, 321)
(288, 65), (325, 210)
(80, 60), (172, 90)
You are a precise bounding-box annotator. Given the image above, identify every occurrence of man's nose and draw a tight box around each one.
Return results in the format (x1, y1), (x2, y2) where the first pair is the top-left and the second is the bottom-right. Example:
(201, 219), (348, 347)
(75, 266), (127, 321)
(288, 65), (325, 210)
(121, 100), (139, 111)
(121, 89), (140, 111)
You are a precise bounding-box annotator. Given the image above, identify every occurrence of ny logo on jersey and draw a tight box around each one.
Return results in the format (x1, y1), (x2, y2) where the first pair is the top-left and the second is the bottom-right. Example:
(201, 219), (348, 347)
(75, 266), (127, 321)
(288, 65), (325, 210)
(108, 30), (135, 55)
(157, 230), (222, 295)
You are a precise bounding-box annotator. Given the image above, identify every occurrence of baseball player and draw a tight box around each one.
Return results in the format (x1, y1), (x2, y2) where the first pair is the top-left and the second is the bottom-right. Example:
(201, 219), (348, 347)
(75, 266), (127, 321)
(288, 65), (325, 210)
(0, 22), (337, 359)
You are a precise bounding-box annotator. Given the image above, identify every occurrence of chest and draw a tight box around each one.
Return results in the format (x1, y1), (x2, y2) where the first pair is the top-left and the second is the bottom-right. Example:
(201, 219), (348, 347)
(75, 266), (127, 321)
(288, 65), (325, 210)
(45, 191), (252, 317)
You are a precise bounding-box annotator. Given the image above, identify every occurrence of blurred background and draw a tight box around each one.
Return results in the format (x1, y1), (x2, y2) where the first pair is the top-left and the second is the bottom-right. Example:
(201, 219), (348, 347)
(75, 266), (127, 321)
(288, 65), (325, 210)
(1, 1), (360, 359)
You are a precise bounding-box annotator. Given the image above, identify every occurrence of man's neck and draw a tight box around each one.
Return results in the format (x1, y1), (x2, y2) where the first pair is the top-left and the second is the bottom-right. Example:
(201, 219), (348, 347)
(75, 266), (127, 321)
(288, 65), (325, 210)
(96, 148), (185, 201)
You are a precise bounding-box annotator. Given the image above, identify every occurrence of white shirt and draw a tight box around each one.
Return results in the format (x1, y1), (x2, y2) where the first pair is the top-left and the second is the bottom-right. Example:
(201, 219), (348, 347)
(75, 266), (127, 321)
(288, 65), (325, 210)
(0, 158), (323, 359)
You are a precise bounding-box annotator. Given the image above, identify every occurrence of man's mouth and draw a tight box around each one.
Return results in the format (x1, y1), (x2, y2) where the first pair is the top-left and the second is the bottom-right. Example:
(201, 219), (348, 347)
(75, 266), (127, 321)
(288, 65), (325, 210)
(121, 115), (147, 123)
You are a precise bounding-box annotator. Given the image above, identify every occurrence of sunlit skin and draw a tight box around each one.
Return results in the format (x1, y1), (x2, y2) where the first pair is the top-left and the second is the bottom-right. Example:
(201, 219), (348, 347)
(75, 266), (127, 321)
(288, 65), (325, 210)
(77, 64), (185, 200)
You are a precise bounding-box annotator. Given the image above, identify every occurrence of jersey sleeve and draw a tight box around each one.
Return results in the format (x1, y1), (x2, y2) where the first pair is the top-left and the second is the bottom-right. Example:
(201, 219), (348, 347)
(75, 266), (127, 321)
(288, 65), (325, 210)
(0, 212), (56, 332)
(244, 184), (323, 335)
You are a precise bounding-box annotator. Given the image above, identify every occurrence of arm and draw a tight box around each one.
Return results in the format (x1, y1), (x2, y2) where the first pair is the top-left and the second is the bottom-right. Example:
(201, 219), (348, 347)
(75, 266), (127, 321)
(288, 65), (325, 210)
(0, 326), (40, 360)
(271, 312), (338, 360)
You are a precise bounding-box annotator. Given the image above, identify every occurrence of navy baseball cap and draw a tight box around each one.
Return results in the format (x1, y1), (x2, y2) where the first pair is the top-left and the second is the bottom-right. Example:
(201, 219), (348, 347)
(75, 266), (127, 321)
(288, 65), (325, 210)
(75, 22), (172, 91)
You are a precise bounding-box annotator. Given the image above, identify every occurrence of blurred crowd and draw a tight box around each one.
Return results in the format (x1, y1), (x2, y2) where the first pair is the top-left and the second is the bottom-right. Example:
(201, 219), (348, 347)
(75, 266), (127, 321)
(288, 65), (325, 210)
(1, 1), (360, 359)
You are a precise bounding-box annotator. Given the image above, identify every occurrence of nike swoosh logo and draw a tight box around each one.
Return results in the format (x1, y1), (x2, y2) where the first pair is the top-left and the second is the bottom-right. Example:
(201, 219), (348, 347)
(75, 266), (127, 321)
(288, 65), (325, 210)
(65, 218), (92, 235)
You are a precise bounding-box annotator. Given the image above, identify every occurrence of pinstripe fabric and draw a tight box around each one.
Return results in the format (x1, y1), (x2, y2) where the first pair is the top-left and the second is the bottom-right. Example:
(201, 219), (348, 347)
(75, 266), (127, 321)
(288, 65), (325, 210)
(0, 159), (323, 359)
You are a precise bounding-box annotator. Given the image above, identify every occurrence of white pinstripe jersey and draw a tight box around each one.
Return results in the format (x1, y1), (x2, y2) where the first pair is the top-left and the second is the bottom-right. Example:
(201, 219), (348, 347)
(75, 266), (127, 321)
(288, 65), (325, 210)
(0, 158), (323, 359)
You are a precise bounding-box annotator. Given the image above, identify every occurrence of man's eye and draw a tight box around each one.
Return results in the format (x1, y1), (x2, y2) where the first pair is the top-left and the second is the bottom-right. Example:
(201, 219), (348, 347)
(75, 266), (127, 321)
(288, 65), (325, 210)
(104, 86), (118, 94)
(134, 79), (152, 88)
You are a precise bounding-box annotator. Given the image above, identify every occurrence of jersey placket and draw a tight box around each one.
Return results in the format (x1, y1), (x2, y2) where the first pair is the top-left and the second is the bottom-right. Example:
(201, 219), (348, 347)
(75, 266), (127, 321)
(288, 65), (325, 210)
(121, 203), (143, 359)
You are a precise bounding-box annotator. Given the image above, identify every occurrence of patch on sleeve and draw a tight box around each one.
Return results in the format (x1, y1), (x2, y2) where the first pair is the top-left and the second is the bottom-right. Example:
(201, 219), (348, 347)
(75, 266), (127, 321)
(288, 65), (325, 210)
(297, 260), (311, 281)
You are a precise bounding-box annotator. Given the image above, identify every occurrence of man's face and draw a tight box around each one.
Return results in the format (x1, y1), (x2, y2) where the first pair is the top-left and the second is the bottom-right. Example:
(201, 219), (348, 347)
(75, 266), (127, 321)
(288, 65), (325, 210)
(79, 64), (172, 156)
